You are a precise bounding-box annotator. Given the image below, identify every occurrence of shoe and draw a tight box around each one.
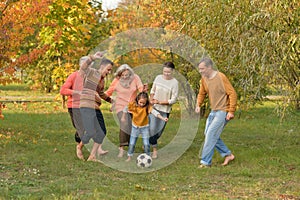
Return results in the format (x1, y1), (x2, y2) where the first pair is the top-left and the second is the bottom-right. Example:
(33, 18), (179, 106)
(76, 145), (84, 160)
(198, 164), (211, 168)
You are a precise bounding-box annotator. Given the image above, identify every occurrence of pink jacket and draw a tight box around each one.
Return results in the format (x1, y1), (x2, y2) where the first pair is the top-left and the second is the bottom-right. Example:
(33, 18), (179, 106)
(60, 71), (84, 108)
(105, 74), (143, 113)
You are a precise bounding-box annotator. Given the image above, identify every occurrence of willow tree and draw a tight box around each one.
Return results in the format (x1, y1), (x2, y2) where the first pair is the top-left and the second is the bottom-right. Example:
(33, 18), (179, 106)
(163, 0), (299, 113)
(111, 0), (299, 117)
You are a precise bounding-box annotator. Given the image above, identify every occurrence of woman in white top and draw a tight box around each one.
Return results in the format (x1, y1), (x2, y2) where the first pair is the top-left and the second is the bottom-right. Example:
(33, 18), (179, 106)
(149, 62), (179, 158)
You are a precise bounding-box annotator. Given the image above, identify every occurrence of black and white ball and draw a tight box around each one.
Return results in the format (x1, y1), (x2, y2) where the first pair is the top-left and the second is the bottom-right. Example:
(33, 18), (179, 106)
(136, 153), (152, 168)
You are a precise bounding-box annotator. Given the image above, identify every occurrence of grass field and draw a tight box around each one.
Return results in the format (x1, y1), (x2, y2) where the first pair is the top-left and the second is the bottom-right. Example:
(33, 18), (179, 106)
(0, 85), (299, 199)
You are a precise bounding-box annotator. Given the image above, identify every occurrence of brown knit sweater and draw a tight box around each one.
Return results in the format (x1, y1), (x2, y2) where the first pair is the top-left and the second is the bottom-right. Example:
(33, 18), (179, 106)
(197, 72), (237, 113)
(79, 59), (111, 109)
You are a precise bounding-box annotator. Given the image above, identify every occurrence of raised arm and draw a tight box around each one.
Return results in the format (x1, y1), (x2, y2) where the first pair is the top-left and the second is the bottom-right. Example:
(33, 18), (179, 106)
(79, 51), (106, 71)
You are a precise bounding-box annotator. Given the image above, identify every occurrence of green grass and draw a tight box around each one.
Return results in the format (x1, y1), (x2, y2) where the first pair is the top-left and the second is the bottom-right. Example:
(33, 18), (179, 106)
(0, 85), (299, 200)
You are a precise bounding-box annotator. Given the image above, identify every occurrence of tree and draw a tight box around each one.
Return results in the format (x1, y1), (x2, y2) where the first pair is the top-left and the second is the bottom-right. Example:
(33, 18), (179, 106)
(1, 0), (113, 92)
(31, 0), (97, 92)
(0, 0), (50, 85)
(109, 0), (299, 116)
(165, 0), (299, 112)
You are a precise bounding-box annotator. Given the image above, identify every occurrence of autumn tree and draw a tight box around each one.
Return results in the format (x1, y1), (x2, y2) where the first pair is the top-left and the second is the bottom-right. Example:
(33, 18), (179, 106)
(30, 0), (113, 92)
(0, 0), (50, 85)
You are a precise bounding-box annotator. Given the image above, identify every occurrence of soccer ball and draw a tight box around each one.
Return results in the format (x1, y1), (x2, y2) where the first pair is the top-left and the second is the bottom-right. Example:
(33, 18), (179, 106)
(136, 153), (152, 168)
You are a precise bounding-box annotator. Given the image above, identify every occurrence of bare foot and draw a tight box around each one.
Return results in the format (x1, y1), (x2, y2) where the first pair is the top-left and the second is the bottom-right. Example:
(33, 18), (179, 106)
(87, 156), (101, 163)
(97, 149), (108, 156)
(222, 154), (235, 166)
(76, 145), (84, 160)
(126, 156), (131, 162)
(98, 150), (108, 156)
(118, 147), (124, 158)
(152, 150), (157, 159)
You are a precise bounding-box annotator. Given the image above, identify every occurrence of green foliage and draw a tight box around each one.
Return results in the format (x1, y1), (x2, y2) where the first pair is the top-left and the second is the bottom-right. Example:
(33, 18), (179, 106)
(112, 0), (299, 114)
(166, 0), (299, 111)
(1, 0), (299, 115)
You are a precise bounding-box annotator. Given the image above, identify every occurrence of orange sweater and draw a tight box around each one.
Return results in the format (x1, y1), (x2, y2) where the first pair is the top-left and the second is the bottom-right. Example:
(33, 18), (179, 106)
(127, 102), (160, 127)
(197, 72), (237, 113)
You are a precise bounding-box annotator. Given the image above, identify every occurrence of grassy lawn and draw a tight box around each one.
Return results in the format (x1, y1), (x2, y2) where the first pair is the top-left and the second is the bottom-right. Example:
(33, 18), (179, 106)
(0, 85), (299, 199)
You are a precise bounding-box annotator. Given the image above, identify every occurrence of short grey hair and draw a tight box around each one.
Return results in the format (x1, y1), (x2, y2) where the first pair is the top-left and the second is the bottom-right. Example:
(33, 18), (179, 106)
(199, 57), (215, 69)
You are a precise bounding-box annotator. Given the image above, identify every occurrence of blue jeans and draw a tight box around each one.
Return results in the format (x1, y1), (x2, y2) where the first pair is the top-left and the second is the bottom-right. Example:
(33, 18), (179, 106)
(149, 111), (169, 147)
(127, 125), (150, 156)
(200, 110), (231, 166)
(80, 107), (106, 145)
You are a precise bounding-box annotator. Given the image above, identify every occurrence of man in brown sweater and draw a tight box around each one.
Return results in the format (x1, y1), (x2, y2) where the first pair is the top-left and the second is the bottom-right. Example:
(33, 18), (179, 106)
(76, 52), (114, 162)
(195, 57), (237, 168)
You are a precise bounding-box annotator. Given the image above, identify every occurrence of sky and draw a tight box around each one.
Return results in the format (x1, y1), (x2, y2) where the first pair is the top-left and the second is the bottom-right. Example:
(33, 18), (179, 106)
(101, 0), (122, 11)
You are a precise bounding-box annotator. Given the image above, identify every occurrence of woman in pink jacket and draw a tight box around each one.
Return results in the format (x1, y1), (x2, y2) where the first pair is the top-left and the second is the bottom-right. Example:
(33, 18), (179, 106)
(105, 64), (145, 157)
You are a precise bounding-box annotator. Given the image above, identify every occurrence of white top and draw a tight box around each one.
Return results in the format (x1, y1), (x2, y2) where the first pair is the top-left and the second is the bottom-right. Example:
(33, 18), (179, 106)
(150, 75), (179, 113)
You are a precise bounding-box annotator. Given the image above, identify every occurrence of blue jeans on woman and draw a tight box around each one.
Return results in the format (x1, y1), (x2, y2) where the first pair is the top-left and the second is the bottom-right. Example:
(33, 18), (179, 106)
(200, 110), (232, 166)
(80, 107), (107, 145)
(149, 111), (169, 147)
(127, 125), (150, 156)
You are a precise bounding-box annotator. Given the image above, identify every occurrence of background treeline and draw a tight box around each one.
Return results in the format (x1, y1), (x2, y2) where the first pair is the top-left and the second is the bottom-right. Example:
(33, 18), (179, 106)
(0, 0), (299, 114)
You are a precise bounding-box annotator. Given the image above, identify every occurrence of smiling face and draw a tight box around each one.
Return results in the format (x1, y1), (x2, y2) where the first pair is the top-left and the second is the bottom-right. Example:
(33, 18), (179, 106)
(162, 67), (173, 80)
(137, 97), (147, 107)
(198, 62), (212, 78)
(120, 69), (130, 80)
(101, 64), (113, 77)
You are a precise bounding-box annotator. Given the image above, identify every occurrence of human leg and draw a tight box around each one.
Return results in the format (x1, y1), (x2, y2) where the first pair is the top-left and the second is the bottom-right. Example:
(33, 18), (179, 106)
(149, 112), (168, 158)
(127, 126), (139, 160)
(215, 138), (231, 157)
(68, 108), (84, 159)
(95, 109), (108, 155)
(141, 126), (150, 156)
(87, 142), (101, 162)
(76, 141), (84, 160)
(117, 112), (131, 157)
(68, 108), (81, 143)
(80, 107), (97, 144)
(72, 108), (85, 139)
(214, 120), (235, 166)
(200, 111), (227, 166)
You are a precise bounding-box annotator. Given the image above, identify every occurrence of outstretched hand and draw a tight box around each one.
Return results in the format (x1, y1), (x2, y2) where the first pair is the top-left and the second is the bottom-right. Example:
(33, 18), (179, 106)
(93, 51), (106, 59)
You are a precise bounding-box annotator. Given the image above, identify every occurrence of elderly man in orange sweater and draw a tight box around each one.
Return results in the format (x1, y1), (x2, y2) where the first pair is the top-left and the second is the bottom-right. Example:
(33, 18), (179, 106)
(195, 57), (237, 168)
